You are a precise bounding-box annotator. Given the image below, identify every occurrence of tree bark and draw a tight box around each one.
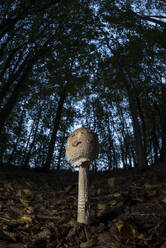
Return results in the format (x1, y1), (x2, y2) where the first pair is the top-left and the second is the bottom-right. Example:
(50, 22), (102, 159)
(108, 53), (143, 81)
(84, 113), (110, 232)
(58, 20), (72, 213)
(136, 96), (147, 165)
(0, 42), (50, 134)
(0, 67), (30, 134)
(21, 121), (35, 167)
(0, 0), (61, 39)
(0, 53), (30, 104)
(121, 69), (146, 168)
(103, 35), (146, 168)
(56, 136), (65, 171)
(23, 114), (41, 168)
(7, 109), (24, 166)
(43, 87), (67, 171)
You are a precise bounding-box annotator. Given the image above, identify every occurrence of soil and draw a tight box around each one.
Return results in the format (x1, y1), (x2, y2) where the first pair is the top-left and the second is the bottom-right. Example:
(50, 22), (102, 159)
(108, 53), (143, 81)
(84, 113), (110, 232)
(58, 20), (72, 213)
(0, 164), (166, 248)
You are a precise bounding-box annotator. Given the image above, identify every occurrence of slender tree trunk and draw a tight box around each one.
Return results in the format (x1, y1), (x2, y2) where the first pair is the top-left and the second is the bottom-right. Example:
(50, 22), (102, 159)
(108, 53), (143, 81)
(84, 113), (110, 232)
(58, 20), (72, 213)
(7, 111), (24, 166)
(0, 0), (61, 40)
(136, 96), (148, 165)
(104, 36), (146, 168)
(159, 85), (166, 163)
(7, 134), (20, 166)
(124, 79), (146, 169)
(56, 134), (66, 171)
(117, 103), (130, 169)
(115, 55), (146, 169)
(0, 42), (50, 134)
(105, 113), (113, 171)
(151, 114), (159, 164)
(159, 131), (166, 163)
(43, 88), (67, 171)
(91, 99), (98, 172)
(0, 52), (30, 104)
(21, 121), (35, 166)
(0, 47), (19, 79)
(0, 72), (28, 134)
(23, 116), (40, 168)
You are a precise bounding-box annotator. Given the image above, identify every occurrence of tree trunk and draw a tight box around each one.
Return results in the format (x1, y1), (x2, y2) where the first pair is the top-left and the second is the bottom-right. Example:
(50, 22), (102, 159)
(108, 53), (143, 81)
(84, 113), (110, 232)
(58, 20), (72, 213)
(123, 75), (146, 169)
(105, 114), (113, 171)
(0, 52), (30, 104)
(0, 70), (29, 134)
(159, 134), (166, 163)
(0, 0), (61, 40)
(43, 88), (67, 171)
(0, 42), (50, 134)
(104, 36), (146, 169)
(7, 110), (24, 166)
(23, 115), (40, 168)
(56, 134), (66, 171)
(21, 121), (35, 166)
(159, 119), (166, 163)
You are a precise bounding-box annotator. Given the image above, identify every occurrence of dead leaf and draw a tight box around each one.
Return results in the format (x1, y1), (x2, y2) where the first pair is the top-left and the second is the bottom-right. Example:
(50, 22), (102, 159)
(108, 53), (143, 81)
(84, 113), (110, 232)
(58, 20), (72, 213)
(108, 177), (115, 187)
(20, 199), (29, 208)
(4, 183), (14, 191)
(97, 188), (102, 195)
(80, 237), (97, 248)
(10, 206), (21, 215)
(97, 203), (108, 216)
(0, 230), (16, 242)
(161, 241), (166, 248)
(97, 203), (107, 211)
(115, 220), (124, 232)
(112, 192), (121, 198)
(35, 193), (43, 201)
(162, 197), (166, 203)
(110, 200), (117, 206)
(0, 243), (26, 248)
(19, 215), (32, 223)
(98, 232), (112, 243)
(22, 188), (33, 198)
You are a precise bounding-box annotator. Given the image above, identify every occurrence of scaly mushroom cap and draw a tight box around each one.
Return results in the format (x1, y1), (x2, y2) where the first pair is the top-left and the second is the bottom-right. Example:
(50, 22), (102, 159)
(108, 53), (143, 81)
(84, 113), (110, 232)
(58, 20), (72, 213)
(65, 127), (99, 167)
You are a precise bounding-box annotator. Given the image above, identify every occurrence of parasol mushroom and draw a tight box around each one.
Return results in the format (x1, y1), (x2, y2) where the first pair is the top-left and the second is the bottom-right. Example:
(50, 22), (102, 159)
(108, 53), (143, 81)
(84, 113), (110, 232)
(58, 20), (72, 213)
(65, 127), (99, 224)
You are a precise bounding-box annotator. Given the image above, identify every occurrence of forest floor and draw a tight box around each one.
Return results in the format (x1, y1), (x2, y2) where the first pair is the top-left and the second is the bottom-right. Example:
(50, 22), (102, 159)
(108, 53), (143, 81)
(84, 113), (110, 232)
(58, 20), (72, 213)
(0, 164), (166, 248)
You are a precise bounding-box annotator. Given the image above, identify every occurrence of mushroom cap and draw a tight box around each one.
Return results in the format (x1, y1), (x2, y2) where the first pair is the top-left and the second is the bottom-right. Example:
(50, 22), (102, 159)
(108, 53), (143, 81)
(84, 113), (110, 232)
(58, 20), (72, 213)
(65, 127), (99, 167)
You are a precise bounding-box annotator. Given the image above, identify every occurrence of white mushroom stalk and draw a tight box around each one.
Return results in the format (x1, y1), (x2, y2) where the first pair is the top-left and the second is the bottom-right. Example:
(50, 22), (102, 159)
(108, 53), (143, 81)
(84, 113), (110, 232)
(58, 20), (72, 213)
(65, 127), (99, 225)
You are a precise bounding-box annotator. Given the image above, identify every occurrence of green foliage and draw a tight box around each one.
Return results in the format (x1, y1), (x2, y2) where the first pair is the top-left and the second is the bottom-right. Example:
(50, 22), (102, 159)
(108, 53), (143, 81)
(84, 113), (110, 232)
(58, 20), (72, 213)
(0, 0), (165, 170)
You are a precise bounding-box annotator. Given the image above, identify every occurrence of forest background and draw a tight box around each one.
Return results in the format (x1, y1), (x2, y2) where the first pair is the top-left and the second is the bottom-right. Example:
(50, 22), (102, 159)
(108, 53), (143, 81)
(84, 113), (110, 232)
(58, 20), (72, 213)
(0, 0), (166, 172)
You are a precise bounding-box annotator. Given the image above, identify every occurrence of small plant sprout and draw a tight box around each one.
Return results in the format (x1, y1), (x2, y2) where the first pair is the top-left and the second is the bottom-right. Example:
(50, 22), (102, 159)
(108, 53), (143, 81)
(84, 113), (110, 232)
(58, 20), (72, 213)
(66, 127), (99, 225)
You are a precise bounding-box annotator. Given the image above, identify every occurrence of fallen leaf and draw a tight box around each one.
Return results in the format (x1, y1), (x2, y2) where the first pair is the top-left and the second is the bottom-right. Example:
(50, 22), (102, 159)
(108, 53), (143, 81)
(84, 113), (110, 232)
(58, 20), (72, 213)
(97, 188), (102, 195)
(98, 232), (112, 243)
(115, 220), (124, 232)
(110, 200), (117, 206)
(0, 231), (16, 242)
(112, 193), (121, 198)
(162, 197), (166, 203)
(4, 183), (14, 191)
(108, 177), (115, 187)
(80, 237), (97, 248)
(20, 199), (29, 208)
(144, 183), (153, 189)
(20, 215), (32, 223)
(160, 241), (166, 248)
(22, 188), (33, 198)
(97, 203), (107, 211)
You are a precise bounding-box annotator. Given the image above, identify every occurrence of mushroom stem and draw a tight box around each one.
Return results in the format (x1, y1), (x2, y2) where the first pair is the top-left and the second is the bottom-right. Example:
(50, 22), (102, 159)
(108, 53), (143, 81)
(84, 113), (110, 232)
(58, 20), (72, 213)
(77, 165), (89, 224)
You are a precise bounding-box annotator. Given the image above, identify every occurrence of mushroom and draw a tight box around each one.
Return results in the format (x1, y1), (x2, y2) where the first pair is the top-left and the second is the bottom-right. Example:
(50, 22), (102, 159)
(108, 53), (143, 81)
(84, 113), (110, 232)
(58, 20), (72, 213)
(65, 127), (99, 224)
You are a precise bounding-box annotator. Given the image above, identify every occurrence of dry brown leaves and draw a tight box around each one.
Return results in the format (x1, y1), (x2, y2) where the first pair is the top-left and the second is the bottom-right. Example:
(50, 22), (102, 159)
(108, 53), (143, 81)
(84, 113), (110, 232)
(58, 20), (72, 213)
(0, 165), (166, 247)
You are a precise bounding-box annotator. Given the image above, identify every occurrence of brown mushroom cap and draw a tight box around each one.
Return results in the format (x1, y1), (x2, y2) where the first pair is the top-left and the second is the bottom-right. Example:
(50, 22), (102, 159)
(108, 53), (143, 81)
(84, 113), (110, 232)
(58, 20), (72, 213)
(65, 127), (99, 167)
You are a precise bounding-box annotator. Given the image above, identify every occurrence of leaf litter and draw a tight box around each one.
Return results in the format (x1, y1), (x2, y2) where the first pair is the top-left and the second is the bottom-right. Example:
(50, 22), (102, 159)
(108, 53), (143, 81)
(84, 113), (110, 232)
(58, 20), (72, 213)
(0, 165), (166, 247)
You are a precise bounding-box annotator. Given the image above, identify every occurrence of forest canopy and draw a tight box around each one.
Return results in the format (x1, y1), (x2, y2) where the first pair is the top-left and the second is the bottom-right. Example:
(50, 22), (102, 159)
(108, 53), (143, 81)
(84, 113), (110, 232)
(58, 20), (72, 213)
(0, 0), (166, 171)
